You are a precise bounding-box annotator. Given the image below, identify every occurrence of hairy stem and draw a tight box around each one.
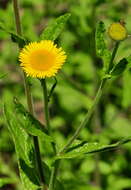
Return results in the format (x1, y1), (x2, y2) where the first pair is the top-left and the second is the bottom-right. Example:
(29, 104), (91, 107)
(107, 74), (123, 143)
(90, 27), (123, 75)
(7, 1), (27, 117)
(12, 0), (46, 189)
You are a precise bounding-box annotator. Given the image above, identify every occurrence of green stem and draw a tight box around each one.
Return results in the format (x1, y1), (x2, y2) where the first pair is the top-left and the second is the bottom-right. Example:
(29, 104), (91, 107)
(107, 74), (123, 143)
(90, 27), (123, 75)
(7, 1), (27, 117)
(12, 0), (46, 189)
(48, 77), (57, 102)
(48, 161), (60, 190)
(40, 79), (59, 190)
(108, 41), (120, 72)
(47, 31), (121, 190)
(59, 41), (120, 154)
(23, 74), (34, 113)
(60, 79), (105, 153)
(40, 79), (51, 134)
(12, 0), (22, 35)
(40, 79), (56, 153)
(48, 79), (105, 190)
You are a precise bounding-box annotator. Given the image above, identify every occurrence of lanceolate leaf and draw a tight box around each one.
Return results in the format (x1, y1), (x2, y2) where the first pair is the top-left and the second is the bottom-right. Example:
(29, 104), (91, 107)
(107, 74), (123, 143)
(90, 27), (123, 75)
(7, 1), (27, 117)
(14, 98), (53, 142)
(111, 58), (128, 76)
(10, 33), (28, 48)
(55, 138), (131, 160)
(95, 21), (111, 72)
(4, 104), (40, 190)
(40, 13), (71, 41)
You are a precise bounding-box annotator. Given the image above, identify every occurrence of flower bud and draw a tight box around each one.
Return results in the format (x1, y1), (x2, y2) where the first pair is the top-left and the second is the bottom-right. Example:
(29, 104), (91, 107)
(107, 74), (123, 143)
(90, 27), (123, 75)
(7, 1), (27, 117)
(108, 22), (127, 41)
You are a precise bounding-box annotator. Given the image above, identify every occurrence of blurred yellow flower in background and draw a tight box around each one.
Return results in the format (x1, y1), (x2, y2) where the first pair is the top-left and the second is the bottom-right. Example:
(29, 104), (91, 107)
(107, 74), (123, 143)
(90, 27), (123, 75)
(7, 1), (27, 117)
(19, 40), (67, 78)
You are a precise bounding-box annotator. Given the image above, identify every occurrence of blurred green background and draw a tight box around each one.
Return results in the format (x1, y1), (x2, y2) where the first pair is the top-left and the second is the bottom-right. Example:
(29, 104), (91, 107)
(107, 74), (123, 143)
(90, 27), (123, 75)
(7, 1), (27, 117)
(1, 0), (131, 190)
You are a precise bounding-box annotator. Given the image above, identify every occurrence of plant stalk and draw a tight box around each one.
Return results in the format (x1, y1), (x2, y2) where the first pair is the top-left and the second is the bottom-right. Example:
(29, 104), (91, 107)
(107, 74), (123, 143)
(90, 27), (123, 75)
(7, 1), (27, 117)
(48, 41), (121, 189)
(46, 41), (120, 190)
(60, 79), (105, 153)
(40, 78), (61, 190)
(48, 161), (60, 190)
(108, 41), (120, 72)
(40, 79), (57, 149)
(40, 79), (51, 134)
(47, 79), (105, 190)
(12, 0), (22, 35)
(40, 79), (58, 190)
(12, 0), (46, 189)
(59, 41), (120, 154)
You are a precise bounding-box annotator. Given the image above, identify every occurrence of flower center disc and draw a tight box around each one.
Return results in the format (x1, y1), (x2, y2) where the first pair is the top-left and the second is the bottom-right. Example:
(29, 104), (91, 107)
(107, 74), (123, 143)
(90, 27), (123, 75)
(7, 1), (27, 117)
(30, 50), (55, 71)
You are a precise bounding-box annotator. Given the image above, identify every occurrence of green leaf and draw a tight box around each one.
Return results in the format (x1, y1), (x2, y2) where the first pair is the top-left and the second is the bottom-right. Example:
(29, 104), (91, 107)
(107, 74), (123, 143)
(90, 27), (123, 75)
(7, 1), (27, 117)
(55, 138), (131, 160)
(10, 33), (28, 48)
(119, 55), (131, 107)
(0, 21), (27, 48)
(111, 58), (128, 76)
(40, 13), (71, 41)
(13, 98), (53, 142)
(4, 104), (40, 190)
(95, 21), (111, 72)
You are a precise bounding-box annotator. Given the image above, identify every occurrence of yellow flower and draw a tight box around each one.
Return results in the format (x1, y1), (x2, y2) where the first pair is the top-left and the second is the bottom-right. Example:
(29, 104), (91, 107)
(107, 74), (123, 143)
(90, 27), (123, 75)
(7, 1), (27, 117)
(108, 22), (127, 41)
(19, 40), (67, 78)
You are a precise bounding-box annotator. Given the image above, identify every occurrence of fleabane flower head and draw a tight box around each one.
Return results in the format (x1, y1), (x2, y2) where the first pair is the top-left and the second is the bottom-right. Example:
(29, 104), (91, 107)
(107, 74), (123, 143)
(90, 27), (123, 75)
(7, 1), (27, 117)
(19, 40), (67, 78)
